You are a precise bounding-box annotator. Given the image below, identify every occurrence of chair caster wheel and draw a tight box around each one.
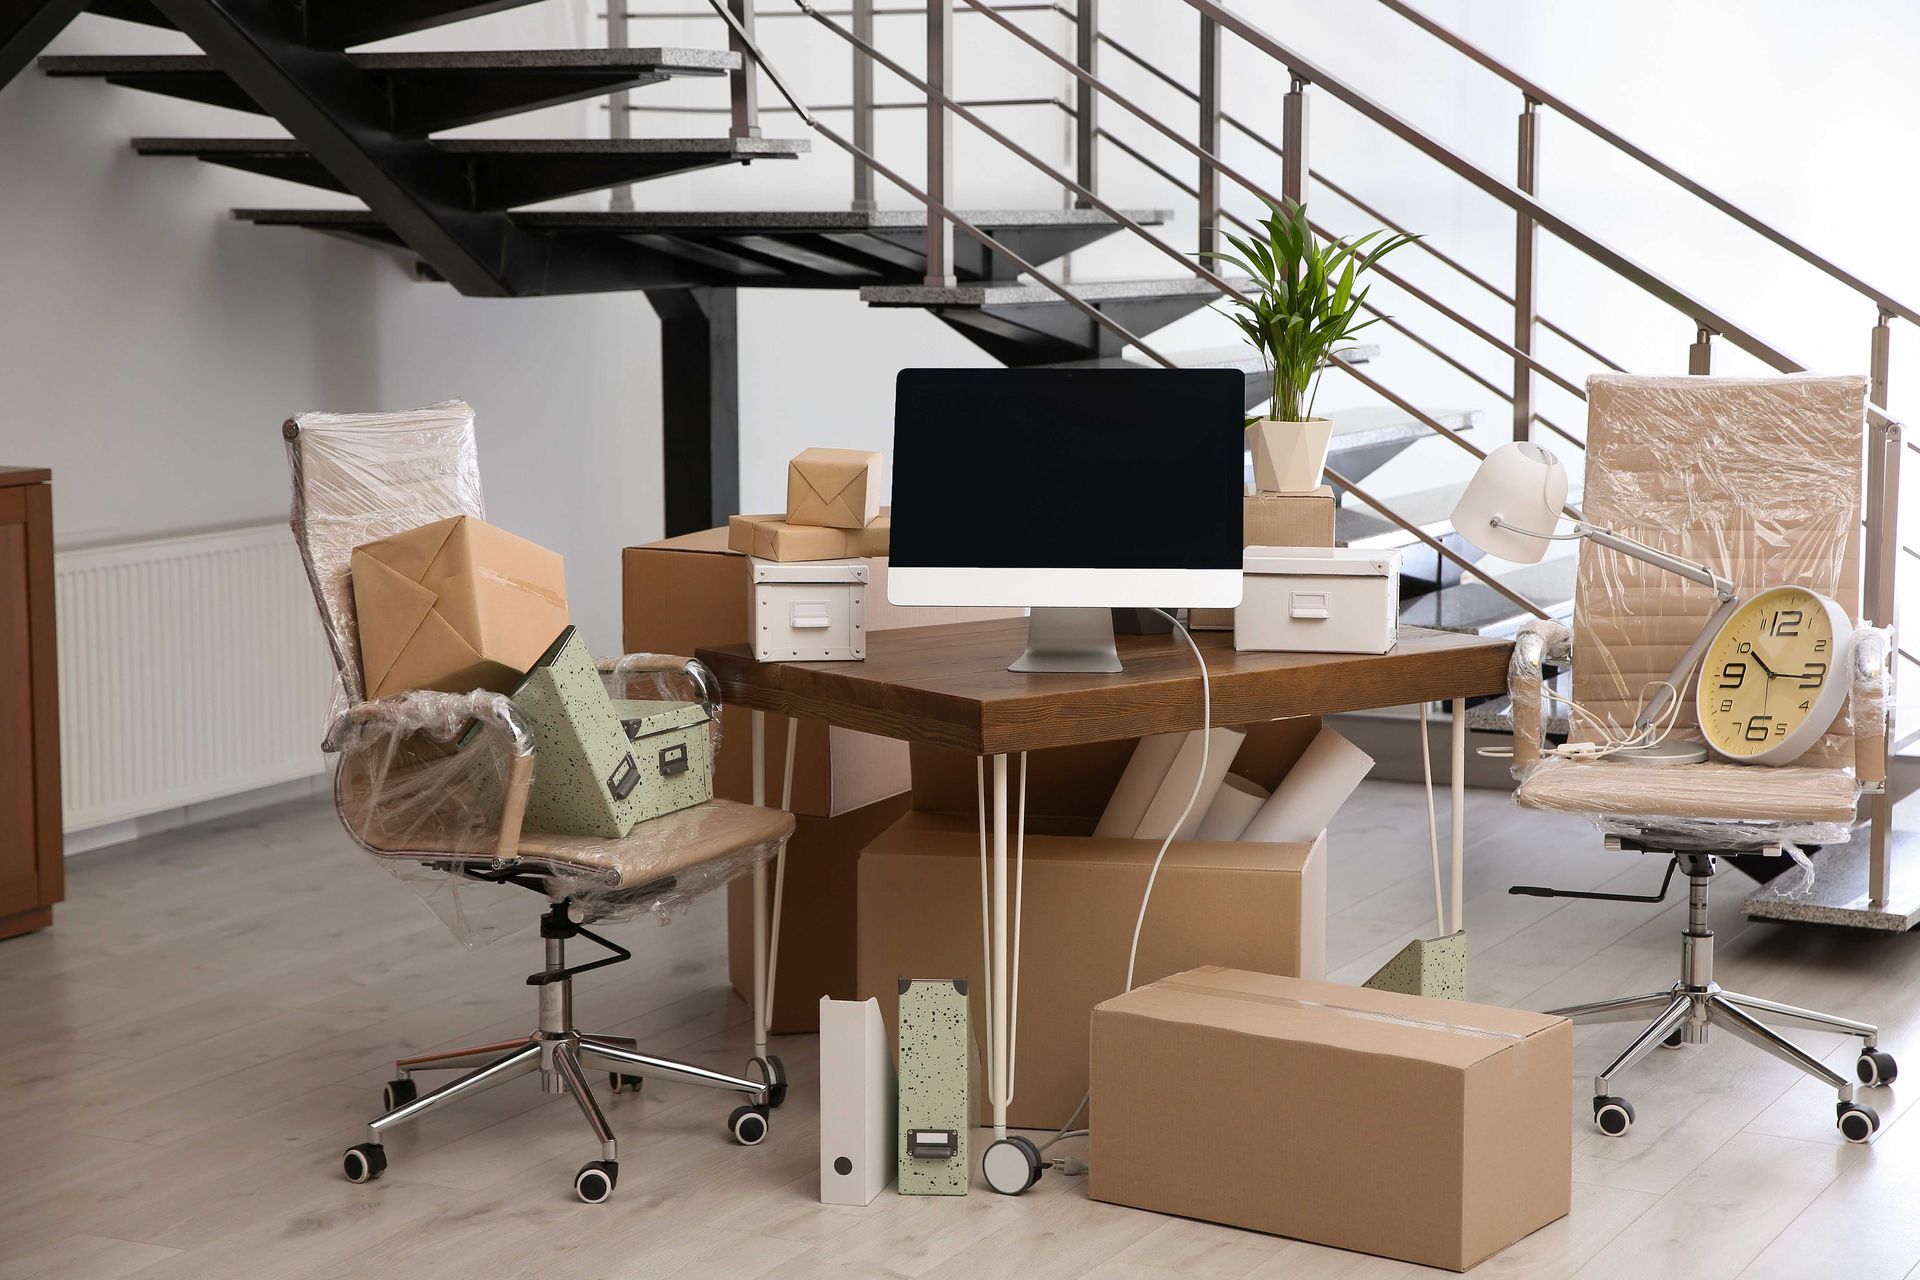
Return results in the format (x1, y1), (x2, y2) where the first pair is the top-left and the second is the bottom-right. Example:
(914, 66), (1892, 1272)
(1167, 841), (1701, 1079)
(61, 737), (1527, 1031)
(729, 1104), (770, 1145)
(608, 1073), (644, 1095)
(748, 1055), (787, 1109)
(342, 1142), (387, 1183)
(575, 1159), (618, 1203)
(1838, 1101), (1880, 1144)
(382, 1078), (417, 1111)
(1593, 1096), (1634, 1136)
(1857, 1049), (1898, 1087)
(1661, 1028), (1684, 1049)
(983, 1136), (1044, 1195)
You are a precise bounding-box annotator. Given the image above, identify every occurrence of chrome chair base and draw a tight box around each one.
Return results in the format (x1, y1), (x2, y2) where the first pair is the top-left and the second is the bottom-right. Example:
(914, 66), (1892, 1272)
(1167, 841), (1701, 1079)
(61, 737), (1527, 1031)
(1548, 860), (1894, 1144)
(341, 902), (784, 1201)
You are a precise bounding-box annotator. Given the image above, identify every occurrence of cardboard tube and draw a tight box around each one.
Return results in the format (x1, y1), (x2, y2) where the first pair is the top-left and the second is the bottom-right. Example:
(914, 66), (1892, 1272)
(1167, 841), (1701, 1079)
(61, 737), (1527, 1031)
(1140, 726), (1248, 843)
(1093, 732), (1187, 839)
(1240, 727), (1375, 844)
(1194, 773), (1271, 842)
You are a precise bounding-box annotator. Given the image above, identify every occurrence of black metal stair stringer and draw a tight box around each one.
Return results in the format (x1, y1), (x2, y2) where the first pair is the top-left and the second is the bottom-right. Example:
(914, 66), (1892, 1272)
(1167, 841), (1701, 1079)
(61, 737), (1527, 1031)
(1, 0), (87, 93)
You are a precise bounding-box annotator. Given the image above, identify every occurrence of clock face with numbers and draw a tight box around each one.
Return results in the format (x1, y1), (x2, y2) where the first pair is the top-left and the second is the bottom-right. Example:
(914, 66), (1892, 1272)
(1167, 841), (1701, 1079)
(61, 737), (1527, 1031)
(1694, 585), (1852, 766)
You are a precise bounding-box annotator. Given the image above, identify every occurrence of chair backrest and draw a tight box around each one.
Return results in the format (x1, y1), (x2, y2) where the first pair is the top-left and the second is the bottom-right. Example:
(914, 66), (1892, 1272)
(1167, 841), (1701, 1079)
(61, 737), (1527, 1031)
(284, 401), (484, 702)
(1574, 374), (1866, 766)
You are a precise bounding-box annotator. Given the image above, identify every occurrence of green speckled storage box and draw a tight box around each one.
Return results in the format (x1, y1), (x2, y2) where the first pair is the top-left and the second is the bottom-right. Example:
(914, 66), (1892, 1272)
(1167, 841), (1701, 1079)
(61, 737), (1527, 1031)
(897, 978), (972, 1195)
(510, 626), (713, 838)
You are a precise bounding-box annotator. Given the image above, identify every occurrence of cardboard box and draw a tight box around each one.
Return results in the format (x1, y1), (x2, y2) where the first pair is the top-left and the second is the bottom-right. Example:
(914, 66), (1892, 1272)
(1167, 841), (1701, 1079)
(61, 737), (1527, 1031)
(350, 514), (569, 700)
(1091, 967), (1571, 1272)
(1192, 487), (1337, 630)
(728, 511), (891, 562)
(858, 810), (1326, 1130)
(727, 793), (911, 1033)
(623, 527), (1015, 817)
(788, 447), (884, 529)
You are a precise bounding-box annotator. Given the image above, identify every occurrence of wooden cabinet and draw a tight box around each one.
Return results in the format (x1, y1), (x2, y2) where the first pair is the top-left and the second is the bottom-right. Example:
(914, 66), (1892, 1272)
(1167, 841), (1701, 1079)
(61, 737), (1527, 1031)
(0, 466), (60, 939)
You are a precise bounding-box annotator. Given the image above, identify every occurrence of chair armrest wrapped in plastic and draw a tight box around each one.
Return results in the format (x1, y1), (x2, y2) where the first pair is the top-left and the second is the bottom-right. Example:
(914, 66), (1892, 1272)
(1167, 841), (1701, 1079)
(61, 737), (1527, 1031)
(1852, 625), (1892, 790)
(598, 652), (722, 732)
(1507, 619), (1572, 775)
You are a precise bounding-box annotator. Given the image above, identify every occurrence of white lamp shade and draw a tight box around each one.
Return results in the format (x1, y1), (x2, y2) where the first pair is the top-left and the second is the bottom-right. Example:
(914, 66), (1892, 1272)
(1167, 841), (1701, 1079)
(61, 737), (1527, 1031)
(1449, 441), (1570, 564)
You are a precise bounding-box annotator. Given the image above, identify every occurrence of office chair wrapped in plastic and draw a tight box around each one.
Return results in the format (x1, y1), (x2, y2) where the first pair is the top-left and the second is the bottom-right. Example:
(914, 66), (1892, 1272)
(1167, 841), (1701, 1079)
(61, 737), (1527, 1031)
(1504, 375), (1896, 1144)
(287, 401), (795, 1203)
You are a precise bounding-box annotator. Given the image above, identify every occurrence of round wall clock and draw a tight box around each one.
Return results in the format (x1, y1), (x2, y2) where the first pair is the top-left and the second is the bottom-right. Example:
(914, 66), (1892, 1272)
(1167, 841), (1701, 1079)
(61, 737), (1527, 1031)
(1694, 585), (1852, 765)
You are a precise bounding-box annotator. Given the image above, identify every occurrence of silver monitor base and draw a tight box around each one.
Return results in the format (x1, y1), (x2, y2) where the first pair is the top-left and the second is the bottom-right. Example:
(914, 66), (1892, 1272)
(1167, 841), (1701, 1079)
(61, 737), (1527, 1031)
(1009, 607), (1123, 673)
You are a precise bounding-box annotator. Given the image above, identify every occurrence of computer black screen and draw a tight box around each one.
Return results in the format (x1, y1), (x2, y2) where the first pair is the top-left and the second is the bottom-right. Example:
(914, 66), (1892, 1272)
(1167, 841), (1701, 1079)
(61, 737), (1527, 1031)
(889, 367), (1245, 570)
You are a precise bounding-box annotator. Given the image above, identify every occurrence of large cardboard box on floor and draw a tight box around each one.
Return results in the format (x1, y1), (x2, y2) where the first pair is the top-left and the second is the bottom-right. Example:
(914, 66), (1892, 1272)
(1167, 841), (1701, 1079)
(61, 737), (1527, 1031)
(858, 718), (1329, 1130)
(726, 793), (911, 1034)
(1091, 967), (1572, 1272)
(622, 526), (1014, 817)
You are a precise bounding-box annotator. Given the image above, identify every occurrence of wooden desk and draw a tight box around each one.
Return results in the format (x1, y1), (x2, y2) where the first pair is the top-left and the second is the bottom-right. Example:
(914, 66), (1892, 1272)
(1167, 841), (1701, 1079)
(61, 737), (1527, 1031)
(698, 619), (1515, 1168)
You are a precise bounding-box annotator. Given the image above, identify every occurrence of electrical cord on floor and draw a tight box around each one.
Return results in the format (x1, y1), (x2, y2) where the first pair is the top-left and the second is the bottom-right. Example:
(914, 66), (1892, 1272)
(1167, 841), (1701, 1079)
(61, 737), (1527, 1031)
(1040, 608), (1213, 1177)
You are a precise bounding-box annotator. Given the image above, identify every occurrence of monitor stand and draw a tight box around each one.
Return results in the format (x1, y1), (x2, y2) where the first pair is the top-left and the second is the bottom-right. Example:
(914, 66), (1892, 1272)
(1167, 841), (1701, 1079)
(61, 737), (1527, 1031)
(1009, 607), (1123, 674)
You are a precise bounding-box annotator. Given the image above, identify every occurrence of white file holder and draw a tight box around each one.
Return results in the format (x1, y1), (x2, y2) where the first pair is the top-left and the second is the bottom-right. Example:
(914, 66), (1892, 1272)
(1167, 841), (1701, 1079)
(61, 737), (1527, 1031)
(1235, 546), (1402, 655)
(819, 997), (897, 1205)
(749, 556), (868, 662)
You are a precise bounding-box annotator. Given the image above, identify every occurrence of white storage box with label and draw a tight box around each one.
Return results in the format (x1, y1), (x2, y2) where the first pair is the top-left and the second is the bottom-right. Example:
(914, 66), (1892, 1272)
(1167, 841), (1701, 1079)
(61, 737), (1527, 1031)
(1236, 546), (1402, 655)
(750, 556), (868, 662)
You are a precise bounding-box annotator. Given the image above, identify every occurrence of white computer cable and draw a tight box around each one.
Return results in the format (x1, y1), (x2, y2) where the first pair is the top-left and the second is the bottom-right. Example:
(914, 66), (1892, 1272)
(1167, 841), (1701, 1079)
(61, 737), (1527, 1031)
(1478, 677), (1688, 764)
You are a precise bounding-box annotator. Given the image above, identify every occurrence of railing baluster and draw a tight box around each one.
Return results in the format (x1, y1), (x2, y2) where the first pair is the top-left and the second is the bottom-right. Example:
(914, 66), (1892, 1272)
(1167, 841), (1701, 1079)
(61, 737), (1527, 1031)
(1281, 75), (1308, 203)
(1513, 97), (1538, 442)
(1197, 11), (1221, 257)
(1688, 326), (1714, 374)
(925, 0), (955, 285)
(607, 0), (634, 211)
(851, 0), (874, 209)
(728, 0), (761, 138)
(1872, 309), (1893, 412)
(1074, 0), (1098, 207)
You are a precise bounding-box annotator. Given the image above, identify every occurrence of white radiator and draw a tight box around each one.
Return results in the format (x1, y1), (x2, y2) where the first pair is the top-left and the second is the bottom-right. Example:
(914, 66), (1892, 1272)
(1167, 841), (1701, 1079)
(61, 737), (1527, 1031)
(55, 523), (336, 831)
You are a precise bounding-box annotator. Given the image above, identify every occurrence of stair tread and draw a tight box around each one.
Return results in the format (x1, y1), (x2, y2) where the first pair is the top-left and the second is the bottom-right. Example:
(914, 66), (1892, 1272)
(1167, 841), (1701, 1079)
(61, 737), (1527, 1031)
(1050, 343), (1379, 373)
(1399, 555), (1577, 634)
(44, 48), (737, 74)
(1339, 473), (1582, 546)
(860, 276), (1246, 306)
(233, 206), (1168, 231)
(135, 136), (809, 157)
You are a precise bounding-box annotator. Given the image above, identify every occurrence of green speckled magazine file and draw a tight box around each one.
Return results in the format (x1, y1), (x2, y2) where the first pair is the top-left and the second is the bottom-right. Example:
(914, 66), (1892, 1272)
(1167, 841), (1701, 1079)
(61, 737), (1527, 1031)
(510, 626), (712, 839)
(897, 978), (972, 1195)
(1362, 932), (1467, 1000)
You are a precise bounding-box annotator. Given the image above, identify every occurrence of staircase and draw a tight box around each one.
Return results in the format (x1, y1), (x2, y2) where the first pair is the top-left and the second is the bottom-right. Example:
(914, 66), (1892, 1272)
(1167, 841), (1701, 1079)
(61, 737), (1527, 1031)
(6, 0), (1916, 919)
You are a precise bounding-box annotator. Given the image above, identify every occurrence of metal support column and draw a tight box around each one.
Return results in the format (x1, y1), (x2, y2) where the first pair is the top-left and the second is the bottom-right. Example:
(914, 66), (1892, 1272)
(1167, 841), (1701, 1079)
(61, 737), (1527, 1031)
(727, 0), (760, 139)
(1073, 0), (1098, 207)
(925, 0), (955, 285)
(1689, 326), (1714, 375)
(1868, 310), (1898, 910)
(1281, 76), (1309, 206)
(1512, 98), (1539, 442)
(851, 0), (875, 210)
(606, 0), (634, 211)
(645, 288), (740, 536)
(1197, 11), (1222, 258)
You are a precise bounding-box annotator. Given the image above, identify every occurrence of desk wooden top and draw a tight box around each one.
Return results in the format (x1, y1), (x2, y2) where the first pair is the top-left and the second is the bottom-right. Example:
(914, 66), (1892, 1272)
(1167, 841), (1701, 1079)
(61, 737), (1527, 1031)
(0, 466), (50, 488)
(698, 619), (1514, 755)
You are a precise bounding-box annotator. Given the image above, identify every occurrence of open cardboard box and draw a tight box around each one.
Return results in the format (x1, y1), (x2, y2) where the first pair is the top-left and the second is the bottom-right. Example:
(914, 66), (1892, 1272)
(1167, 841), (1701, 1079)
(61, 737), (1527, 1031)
(857, 716), (1331, 1129)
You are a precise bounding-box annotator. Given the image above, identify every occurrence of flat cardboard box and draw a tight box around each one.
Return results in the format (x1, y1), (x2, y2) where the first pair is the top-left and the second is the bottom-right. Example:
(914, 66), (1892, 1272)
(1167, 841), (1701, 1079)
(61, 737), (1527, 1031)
(350, 514), (569, 700)
(623, 528), (1016, 816)
(788, 448), (883, 529)
(1192, 486), (1337, 630)
(858, 810), (1326, 1130)
(726, 792), (912, 1034)
(728, 510), (891, 562)
(1091, 967), (1571, 1272)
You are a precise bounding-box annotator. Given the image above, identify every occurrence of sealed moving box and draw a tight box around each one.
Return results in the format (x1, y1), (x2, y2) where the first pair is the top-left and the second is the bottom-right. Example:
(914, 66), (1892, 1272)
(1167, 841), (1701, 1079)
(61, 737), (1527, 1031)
(1091, 967), (1572, 1272)
(858, 718), (1328, 1129)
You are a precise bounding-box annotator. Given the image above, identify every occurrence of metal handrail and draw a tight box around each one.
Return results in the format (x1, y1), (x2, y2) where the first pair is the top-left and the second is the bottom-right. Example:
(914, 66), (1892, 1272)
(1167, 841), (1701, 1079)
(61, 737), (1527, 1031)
(1370, 0), (1920, 330)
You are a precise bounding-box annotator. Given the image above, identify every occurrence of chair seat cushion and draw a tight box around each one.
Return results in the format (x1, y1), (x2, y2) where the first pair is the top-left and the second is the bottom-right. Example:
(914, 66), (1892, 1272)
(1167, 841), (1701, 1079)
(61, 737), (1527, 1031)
(1516, 757), (1857, 828)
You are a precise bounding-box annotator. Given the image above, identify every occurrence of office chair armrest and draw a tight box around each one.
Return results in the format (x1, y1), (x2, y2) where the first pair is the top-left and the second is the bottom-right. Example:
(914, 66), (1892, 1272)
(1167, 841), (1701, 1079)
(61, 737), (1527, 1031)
(1851, 625), (1893, 789)
(1508, 620), (1572, 773)
(326, 689), (538, 862)
(597, 653), (722, 720)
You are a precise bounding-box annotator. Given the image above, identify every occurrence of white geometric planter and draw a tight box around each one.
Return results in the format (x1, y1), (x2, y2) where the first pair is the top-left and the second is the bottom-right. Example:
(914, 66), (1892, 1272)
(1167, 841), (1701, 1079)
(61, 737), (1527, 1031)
(1250, 417), (1335, 494)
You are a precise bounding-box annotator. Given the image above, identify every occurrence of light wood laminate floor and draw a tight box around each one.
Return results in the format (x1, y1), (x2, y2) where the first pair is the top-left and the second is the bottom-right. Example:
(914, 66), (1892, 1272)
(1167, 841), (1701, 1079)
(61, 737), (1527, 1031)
(3, 781), (1919, 1280)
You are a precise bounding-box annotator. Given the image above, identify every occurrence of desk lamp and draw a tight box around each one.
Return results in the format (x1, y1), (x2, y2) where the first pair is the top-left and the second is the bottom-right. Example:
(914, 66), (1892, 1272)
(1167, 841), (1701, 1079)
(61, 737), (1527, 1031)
(1450, 442), (1733, 765)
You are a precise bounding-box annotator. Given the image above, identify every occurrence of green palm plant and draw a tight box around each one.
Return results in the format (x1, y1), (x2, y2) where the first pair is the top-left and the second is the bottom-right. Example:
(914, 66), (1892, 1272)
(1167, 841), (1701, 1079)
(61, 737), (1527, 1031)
(1202, 199), (1419, 422)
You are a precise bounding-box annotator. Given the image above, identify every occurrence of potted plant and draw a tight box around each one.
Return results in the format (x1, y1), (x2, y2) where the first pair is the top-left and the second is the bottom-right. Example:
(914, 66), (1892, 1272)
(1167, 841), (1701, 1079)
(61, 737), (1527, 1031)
(1204, 199), (1418, 493)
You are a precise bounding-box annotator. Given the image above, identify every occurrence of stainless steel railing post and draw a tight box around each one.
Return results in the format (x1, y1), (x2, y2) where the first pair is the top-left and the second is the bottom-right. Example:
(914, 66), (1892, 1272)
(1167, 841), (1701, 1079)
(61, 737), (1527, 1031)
(606, 1), (634, 211)
(1688, 326), (1714, 375)
(1073, 0), (1098, 206)
(1281, 74), (1308, 204)
(1512, 96), (1538, 442)
(925, 0), (956, 284)
(1197, 10), (1220, 257)
(851, 0), (875, 208)
(728, 0), (762, 137)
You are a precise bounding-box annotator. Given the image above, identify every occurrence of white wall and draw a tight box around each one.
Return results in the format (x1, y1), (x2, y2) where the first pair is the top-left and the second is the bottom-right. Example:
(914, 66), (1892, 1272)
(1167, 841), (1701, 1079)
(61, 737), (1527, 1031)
(3, 0), (1915, 682)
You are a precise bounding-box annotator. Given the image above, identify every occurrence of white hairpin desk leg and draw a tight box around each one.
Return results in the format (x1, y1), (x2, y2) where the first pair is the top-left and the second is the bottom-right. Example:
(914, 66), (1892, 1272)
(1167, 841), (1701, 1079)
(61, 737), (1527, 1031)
(1450, 697), (1467, 935)
(751, 710), (768, 1057)
(990, 752), (1010, 1142)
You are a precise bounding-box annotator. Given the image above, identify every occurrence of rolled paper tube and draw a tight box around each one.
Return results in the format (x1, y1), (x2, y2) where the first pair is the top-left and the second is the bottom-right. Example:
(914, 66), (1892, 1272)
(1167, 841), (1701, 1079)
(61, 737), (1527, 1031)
(1194, 773), (1271, 842)
(1094, 731), (1187, 839)
(1139, 726), (1248, 843)
(1240, 726), (1375, 844)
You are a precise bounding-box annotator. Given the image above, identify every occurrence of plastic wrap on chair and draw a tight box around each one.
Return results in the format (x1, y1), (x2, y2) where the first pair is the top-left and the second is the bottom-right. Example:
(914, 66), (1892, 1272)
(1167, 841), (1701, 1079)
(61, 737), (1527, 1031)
(1515, 755), (1856, 848)
(599, 652), (724, 754)
(1508, 619), (1572, 773)
(1852, 626), (1892, 787)
(1574, 375), (1866, 766)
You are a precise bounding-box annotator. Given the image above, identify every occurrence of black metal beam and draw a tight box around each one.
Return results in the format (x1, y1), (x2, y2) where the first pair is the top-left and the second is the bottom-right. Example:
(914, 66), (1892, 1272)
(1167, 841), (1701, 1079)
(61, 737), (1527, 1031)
(647, 288), (739, 536)
(1, 0), (87, 93)
(298, 0), (547, 50)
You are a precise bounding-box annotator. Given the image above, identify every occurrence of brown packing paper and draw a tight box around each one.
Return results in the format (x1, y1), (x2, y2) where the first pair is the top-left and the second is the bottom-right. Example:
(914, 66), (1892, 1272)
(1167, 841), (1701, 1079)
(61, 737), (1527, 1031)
(350, 514), (569, 700)
(858, 812), (1326, 1130)
(728, 511), (892, 562)
(787, 448), (883, 530)
(1090, 967), (1571, 1271)
(1192, 487), (1336, 630)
